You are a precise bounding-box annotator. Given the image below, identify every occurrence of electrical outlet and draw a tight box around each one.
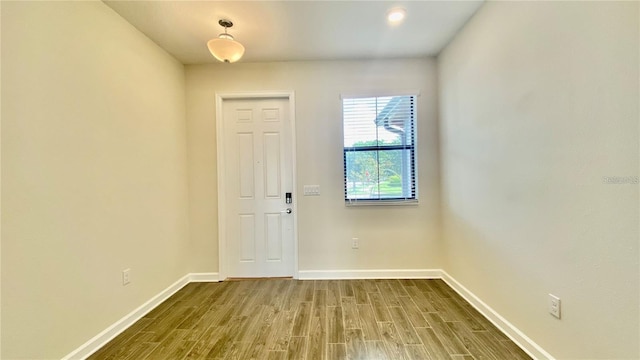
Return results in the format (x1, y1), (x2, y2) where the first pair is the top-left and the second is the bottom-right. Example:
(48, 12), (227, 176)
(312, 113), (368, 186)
(548, 294), (560, 319)
(122, 268), (131, 286)
(352, 237), (359, 249)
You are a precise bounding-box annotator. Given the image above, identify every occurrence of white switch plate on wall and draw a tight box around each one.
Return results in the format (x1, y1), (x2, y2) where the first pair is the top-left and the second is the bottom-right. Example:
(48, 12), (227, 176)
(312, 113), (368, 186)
(303, 185), (320, 196)
(122, 268), (131, 286)
(548, 294), (561, 319)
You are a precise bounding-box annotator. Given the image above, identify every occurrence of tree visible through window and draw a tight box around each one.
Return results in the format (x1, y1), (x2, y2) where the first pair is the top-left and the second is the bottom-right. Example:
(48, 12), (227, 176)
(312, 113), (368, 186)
(343, 95), (417, 203)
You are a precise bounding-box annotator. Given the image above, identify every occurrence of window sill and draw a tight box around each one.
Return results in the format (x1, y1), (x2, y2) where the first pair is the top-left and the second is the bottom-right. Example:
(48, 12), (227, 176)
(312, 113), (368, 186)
(345, 199), (419, 207)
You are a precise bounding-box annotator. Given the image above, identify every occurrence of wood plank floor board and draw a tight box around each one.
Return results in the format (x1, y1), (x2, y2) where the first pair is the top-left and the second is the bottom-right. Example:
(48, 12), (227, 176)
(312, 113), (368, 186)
(176, 302), (214, 330)
(100, 331), (156, 360)
(449, 295), (511, 342)
(388, 306), (422, 345)
(314, 280), (328, 290)
(313, 289), (327, 318)
(87, 319), (153, 359)
(210, 303), (236, 328)
(439, 294), (486, 331)
(287, 336), (307, 359)
(352, 280), (370, 305)
(475, 329), (524, 360)
(368, 292), (392, 322)
(217, 282), (248, 306)
(430, 280), (456, 299)
(182, 310), (220, 342)
(327, 306), (345, 344)
(327, 343), (347, 360)
(398, 279), (415, 288)
(356, 304), (382, 341)
(151, 305), (198, 342)
(388, 279), (409, 297)
(500, 339), (533, 360)
(377, 321), (409, 360)
(123, 341), (158, 360)
(339, 280), (355, 297)
(345, 328), (368, 359)
(362, 279), (379, 293)
(306, 315), (327, 360)
(376, 280), (402, 307)
(265, 350), (286, 360)
(445, 321), (495, 360)
(341, 296), (360, 329)
(88, 279), (530, 360)
(415, 327), (452, 360)
(404, 285), (438, 313)
(241, 308), (278, 360)
(204, 315), (246, 359)
(292, 302), (312, 337)
(145, 329), (192, 360)
(405, 344), (431, 360)
(265, 310), (295, 352)
(365, 340), (391, 360)
(237, 306), (267, 343)
(326, 281), (341, 307)
(182, 325), (223, 360)
(289, 280), (314, 304)
(424, 313), (470, 356)
(450, 355), (476, 360)
(282, 281), (300, 312)
(270, 280), (293, 310)
(424, 290), (450, 314)
(409, 279), (435, 294)
(397, 296), (430, 328)
(142, 298), (184, 322)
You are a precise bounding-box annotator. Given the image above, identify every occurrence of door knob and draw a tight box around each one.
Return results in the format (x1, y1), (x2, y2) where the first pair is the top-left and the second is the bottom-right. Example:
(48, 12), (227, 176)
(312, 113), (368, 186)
(281, 208), (292, 214)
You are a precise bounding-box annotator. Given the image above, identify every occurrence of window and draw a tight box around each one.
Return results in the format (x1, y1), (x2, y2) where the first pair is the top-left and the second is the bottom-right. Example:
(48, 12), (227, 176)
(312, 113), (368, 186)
(342, 95), (417, 204)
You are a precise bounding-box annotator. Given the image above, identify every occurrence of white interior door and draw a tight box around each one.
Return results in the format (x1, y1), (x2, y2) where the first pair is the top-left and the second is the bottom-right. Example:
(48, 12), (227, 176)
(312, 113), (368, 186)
(221, 97), (295, 278)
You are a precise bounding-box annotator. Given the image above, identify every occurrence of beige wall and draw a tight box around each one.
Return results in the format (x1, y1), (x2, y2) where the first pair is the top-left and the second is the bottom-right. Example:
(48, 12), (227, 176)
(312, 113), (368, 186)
(1, 2), (189, 358)
(4, 1), (637, 358)
(0, 1), (3, 356)
(186, 59), (442, 274)
(438, 2), (639, 359)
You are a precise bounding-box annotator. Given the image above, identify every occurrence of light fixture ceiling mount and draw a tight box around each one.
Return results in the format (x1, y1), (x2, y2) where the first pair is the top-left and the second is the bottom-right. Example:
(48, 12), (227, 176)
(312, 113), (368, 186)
(387, 7), (407, 24)
(218, 19), (233, 30)
(207, 18), (245, 63)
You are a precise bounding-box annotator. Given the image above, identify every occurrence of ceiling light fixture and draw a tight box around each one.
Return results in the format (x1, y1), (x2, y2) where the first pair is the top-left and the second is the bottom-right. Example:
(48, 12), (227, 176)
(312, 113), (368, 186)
(387, 8), (407, 24)
(207, 19), (245, 63)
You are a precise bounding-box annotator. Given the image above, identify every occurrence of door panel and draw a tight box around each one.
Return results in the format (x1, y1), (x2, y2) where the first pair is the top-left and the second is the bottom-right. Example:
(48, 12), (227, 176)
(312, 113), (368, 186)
(238, 133), (255, 198)
(238, 214), (256, 262)
(223, 97), (294, 278)
(263, 133), (281, 198)
(265, 213), (282, 261)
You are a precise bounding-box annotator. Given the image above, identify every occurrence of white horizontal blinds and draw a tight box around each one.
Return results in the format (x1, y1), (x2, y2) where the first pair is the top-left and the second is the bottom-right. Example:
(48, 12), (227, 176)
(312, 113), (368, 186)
(343, 95), (417, 203)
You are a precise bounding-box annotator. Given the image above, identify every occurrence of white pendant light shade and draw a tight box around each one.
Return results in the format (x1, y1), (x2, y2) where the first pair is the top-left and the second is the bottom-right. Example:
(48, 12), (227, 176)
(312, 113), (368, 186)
(207, 37), (245, 63)
(208, 19), (245, 63)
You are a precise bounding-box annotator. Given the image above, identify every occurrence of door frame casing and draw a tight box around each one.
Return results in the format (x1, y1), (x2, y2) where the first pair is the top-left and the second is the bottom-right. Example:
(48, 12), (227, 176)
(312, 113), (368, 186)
(215, 91), (298, 281)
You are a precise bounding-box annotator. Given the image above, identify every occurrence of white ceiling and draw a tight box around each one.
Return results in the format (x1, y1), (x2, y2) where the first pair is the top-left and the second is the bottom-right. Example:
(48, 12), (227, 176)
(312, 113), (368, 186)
(103, 1), (484, 65)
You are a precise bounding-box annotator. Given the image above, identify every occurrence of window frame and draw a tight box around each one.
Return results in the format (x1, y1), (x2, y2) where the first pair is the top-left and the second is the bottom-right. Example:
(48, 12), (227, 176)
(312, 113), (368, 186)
(341, 94), (419, 206)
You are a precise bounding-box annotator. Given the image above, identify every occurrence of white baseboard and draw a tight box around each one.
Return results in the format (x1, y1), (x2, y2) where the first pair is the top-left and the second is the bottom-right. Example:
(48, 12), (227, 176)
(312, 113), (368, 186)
(298, 269), (442, 280)
(62, 272), (219, 360)
(441, 271), (554, 360)
(189, 272), (220, 282)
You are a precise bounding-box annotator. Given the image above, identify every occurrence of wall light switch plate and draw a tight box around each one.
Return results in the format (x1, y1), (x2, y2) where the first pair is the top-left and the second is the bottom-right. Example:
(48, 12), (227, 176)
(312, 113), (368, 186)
(548, 294), (561, 319)
(303, 185), (320, 196)
(122, 268), (131, 286)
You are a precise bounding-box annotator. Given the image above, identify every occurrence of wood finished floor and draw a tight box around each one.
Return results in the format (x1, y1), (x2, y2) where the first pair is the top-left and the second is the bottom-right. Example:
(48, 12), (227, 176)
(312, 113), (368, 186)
(88, 279), (531, 360)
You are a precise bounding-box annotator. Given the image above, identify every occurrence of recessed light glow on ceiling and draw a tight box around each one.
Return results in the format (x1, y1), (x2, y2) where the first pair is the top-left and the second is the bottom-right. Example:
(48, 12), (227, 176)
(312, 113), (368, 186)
(387, 7), (406, 24)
